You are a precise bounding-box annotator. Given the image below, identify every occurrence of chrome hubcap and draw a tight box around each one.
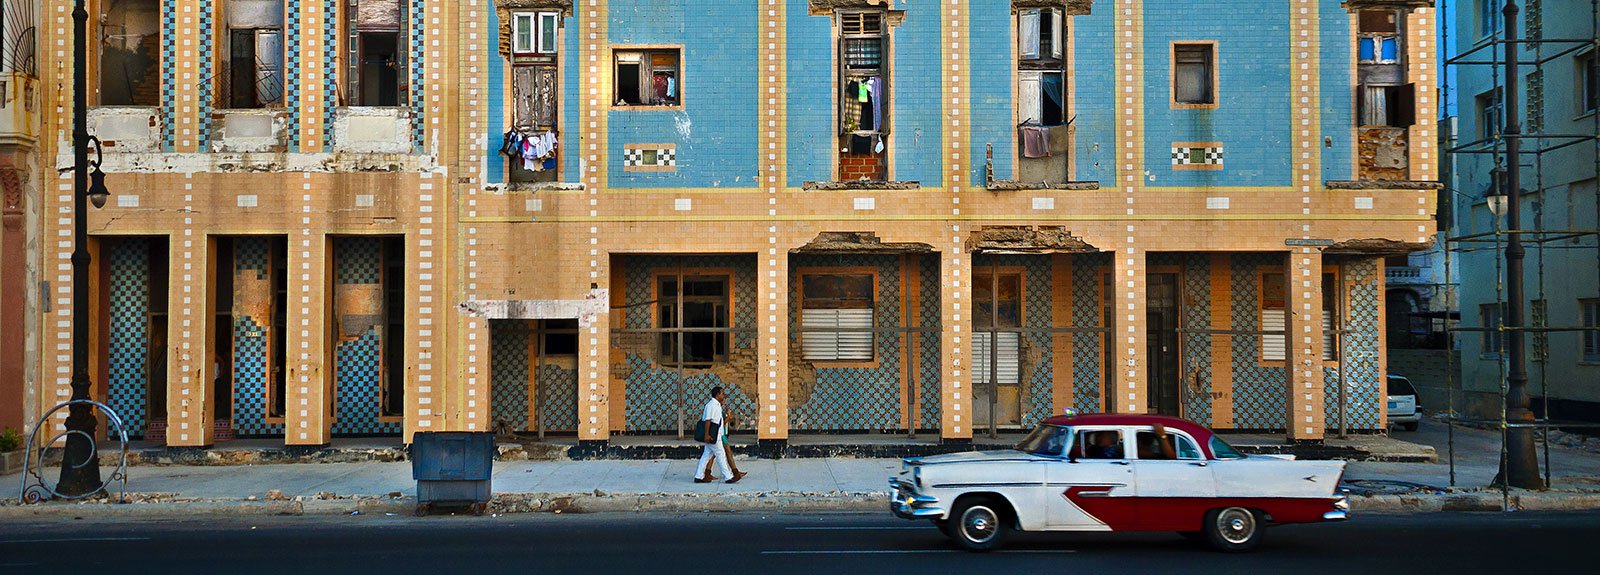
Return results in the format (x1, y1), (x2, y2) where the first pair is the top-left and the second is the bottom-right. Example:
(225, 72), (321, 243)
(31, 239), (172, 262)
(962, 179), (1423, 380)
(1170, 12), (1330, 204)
(962, 506), (998, 543)
(1217, 508), (1256, 544)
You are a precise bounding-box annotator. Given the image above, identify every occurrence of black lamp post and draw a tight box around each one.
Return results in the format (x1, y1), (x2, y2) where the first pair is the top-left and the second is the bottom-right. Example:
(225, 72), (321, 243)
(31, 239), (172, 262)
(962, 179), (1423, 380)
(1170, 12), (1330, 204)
(1494, 0), (1543, 490)
(57, 0), (109, 496)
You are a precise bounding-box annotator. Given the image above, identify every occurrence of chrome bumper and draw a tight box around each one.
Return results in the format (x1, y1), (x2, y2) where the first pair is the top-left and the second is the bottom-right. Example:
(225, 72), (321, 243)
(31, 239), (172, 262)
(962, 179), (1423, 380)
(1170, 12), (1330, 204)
(888, 479), (945, 519)
(1323, 495), (1351, 521)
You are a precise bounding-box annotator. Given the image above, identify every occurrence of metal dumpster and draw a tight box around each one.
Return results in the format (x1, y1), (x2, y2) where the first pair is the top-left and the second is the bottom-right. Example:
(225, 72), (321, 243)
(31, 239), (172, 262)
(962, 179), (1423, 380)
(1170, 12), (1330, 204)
(411, 431), (495, 515)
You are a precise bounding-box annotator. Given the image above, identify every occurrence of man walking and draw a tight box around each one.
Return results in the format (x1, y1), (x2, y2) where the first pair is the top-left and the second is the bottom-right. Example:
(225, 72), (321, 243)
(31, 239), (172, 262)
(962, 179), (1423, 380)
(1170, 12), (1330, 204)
(694, 386), (746, 484)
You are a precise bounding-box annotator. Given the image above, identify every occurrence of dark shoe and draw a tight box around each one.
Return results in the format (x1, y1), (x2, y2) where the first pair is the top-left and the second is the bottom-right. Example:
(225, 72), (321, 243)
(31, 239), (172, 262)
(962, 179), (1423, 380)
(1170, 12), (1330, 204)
(726, 471), (747, 484)
(694, 477), (714, 484)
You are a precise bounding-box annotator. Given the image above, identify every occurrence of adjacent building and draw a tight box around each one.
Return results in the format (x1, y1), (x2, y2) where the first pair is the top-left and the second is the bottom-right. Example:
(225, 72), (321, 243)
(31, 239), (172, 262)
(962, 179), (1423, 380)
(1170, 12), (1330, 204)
(1450, 0), (1599, 421)
(0, 0), (1442, 449)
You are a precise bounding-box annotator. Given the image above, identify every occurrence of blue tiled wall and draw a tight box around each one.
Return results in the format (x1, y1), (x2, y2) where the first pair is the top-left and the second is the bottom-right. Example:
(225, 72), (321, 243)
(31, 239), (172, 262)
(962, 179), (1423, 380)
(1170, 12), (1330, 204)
(1320, 4), (1355, 182)
(1070, 7), (1116, 184)
(887, 1), (943, 185)
(784, 0), (834, 187)
(968, 2), (1015, 186)
(606, 0), (759, 188)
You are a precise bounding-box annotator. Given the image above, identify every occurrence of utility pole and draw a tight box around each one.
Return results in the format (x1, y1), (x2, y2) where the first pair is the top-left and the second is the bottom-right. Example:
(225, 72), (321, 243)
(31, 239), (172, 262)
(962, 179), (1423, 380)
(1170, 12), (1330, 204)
(57, 0), (104, 496)
(1496, 0), (1544, 490)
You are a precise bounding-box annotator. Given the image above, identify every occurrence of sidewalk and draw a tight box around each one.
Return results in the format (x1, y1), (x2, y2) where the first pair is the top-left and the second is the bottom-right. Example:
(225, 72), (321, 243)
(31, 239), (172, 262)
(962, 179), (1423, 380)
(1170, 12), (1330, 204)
(4, 420), (1596, 518)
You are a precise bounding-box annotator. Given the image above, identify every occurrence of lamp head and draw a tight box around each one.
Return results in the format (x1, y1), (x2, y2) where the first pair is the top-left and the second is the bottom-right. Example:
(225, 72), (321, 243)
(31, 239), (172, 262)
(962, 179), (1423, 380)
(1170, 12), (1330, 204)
(1486, 167), (1508, 218)
(88, 166), (110, 209)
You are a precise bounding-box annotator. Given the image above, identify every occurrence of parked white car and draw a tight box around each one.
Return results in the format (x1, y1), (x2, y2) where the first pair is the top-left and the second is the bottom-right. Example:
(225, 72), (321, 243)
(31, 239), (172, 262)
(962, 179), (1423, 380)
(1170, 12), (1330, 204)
(1387, 375), (1421, 431)
(890, 414), (1348, 552)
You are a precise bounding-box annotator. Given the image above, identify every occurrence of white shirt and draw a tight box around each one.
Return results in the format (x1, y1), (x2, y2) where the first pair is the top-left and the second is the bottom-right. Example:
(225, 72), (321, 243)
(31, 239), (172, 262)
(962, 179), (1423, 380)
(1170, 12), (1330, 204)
(701, 397), (724, 425)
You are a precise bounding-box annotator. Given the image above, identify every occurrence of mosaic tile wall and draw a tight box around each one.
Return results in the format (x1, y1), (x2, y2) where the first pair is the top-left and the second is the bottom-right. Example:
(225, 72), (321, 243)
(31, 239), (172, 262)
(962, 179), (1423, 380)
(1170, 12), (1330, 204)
(1071, 253), (1109, 414)
(230, 237), (283, 437)
(330, 237), (400, 436)
(1339, 258), (1383, 429)
(285, 0), (304, 150)
(159, 2), (177, 150)
(917, 254), (942, 429)
(972, 254), (1054, 427)
(409, 0), (427, 148)
(1230, 253), (1288, 429)
(537, 364), (580, 431)
(106, 239), (153, 437)
(490, 322), (530, 431)
(322, 0), (339, 145)
(195, 0), (215, 147)
(788, 254), (902, 431)
(622, 255), (758, 432)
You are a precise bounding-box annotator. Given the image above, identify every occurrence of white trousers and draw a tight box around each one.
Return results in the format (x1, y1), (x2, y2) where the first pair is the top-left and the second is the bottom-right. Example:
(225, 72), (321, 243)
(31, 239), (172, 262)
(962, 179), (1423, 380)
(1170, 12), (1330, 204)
(695, 440), (732, 481)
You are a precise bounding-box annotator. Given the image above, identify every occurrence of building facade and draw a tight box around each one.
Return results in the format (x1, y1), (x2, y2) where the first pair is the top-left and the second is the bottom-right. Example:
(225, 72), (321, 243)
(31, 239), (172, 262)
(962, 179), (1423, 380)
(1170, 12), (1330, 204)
(2, 0), (1441, 448)
(1450, 0), (1599, 420)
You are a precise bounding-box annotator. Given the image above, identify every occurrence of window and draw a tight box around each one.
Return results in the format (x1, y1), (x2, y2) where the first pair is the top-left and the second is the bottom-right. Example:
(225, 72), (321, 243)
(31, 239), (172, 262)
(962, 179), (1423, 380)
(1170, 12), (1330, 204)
(1172, 43), (1216, 106)
(1479, 0), (1502, 38)
(1210, 436), (1246, 459)
(512, 11), (561, 55)
(1481, 302), (1504, 355)
(1135, 429), (1199, 460)
(1582, 299), (1600, 362)
(224, 0), (285, 109)
(1016, 424), (1070, 457)
(1578, 51), (1597, 116)
(1358, 84), (1417, 127)
(1530, 299), (1548, 362)
(973, 271), (1021, 385)
(800, 273), (875, 362)
(614, 49), (680, 107)
(347, 0), (408, 106)
(1017, 8), (1066, 126)
(1074, 429), (1125, 460)
(380, 237), (406, 418)
(1477, 88), (1503, 140)
(1260, 272), (1336, 362)
(658, 275), (729, 366)
(838, 11), (888, 134)
(99, 0), (161, 106)
(1358, 10), (1401, 63)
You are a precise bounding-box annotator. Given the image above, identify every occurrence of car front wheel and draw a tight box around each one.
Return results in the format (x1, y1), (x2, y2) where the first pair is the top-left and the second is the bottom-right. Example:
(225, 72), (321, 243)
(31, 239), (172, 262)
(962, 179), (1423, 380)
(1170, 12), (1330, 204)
(1204, 507), (1264, 552)
(949, 498), (1009, 552)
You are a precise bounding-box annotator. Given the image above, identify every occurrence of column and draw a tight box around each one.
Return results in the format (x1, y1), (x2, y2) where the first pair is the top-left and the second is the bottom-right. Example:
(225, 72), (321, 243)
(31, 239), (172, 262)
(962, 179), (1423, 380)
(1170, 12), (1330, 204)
(579, 264), (611, 442)
(940, 248), (972, 441)
(1209, 253), (1235, 428)
(758, 250), (789, 442)
(1287, 250), (1326, 441)
(166, 224), (212, 446)
(1113, 250), (1147, 414)
(1050, 254), (1073, 415)
(286, 181), (331, 445)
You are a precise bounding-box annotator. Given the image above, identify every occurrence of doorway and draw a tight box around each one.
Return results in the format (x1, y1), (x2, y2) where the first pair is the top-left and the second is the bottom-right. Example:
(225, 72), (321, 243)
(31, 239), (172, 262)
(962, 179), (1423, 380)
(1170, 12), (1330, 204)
(1146, 273), (1181, 416)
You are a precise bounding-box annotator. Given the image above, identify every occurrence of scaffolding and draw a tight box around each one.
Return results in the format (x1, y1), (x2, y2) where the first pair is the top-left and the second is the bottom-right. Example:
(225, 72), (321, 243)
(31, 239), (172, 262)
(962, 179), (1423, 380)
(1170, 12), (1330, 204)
(1439, 0), (1600, 505)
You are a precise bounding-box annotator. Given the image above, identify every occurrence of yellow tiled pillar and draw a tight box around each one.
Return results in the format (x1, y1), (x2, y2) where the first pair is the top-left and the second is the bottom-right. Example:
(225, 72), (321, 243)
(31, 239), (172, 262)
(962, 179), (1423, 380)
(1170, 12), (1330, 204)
(1113, 250), (1147, 414)
(940, 248), (972, 440)
(1287, 250), (1326, 441)
(758, 250), (789, 440)
(407, 173), (445, 438)
(580, 267), (611, 441)
(1209, 253), (1235, 428)
(1050, 254), (1073, 415)
(165, 226), (211, 446)
(286, 198), (331, 445)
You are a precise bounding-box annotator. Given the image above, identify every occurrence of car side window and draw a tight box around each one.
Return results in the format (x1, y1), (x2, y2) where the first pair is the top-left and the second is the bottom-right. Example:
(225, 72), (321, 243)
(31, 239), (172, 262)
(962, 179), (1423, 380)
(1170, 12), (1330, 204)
(1173, 434), (1202, 460)
(1076, 430), (1125, 460)
(1134, 430), (1177, 460)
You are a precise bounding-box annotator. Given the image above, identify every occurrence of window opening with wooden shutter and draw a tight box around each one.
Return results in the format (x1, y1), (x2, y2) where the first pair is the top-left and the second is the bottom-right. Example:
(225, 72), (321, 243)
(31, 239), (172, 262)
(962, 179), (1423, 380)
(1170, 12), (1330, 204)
(800, 274), (876, 362)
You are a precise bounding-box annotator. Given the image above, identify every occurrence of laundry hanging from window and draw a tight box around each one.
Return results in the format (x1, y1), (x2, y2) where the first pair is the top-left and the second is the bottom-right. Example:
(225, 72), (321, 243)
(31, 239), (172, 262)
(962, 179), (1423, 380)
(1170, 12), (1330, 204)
(501, 129), (560, 172)
(842, 76), (881, 132)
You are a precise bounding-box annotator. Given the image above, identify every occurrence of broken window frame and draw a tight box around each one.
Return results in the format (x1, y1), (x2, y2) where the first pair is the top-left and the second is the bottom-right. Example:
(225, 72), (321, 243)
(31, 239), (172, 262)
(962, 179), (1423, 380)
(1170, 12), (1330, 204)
(837, 9), (889, 136)
(798, 272), (876, 363)
(613, 47), (682, 108)
(656, 274), (730, 368)
(1016, 7), (1066, 128)
(973, 270), (1023, 386)
(1171, 42), (1217, 108)
(222, 1), (285, 109)
(346, 0), (409, 107)
(97, 0), (162, 107)
(1477, 87), (1504, 139)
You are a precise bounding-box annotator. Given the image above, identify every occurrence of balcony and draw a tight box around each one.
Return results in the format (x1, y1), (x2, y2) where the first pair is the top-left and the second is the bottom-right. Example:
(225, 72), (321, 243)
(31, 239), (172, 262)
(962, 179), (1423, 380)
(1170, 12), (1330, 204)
(0, 72), (38, 149)
(211, 109), (289, 153)
(331, 107), (414, 154)
(89, 106), (162, 153)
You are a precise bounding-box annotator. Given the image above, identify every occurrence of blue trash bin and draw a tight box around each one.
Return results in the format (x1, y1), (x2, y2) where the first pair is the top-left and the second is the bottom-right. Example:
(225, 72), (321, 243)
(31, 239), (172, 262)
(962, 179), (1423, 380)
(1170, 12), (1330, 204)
(411, 431), (495, 515)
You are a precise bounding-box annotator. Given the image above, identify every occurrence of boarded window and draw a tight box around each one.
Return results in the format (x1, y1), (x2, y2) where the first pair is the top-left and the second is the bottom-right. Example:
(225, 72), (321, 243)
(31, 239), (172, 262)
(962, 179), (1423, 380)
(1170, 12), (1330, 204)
(800, 274), (874, 362)
(1173, 43), (1215, 105)
(99, 0), (162, 106)
(513, 65), (559, 128)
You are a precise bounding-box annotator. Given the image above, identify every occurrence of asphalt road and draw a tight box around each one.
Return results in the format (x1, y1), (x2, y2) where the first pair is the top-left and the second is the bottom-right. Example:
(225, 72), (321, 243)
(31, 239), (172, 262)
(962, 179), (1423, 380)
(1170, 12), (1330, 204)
(1, 510), (1595, 574)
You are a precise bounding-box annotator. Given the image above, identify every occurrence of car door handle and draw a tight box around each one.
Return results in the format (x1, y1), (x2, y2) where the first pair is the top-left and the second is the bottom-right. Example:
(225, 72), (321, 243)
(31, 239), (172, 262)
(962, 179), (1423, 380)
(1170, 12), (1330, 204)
(1188, 462), (1208, 467)
(1112, 461), (1130, 466)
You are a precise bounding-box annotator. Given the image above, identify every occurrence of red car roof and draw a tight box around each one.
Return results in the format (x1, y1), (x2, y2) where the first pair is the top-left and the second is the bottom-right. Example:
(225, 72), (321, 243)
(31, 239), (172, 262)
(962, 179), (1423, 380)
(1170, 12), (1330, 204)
(1039, 413), (1219, 457)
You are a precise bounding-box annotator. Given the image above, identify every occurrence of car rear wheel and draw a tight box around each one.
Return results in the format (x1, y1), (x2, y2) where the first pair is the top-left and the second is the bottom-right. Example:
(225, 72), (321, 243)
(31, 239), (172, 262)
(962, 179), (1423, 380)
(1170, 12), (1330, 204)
(1204, 507), (1264, 552)
(948, 498), (1009, 552)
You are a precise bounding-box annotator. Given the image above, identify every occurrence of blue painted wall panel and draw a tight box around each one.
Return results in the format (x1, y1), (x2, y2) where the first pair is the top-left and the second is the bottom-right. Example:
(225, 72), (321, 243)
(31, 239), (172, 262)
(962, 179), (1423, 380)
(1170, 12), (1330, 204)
(888, 1), (943, 185)
(785, 1), (835, 187)
(968, 2), (1014, 186)
(1071, 7), (1115, 184)
(1320, 4), (1355, 182)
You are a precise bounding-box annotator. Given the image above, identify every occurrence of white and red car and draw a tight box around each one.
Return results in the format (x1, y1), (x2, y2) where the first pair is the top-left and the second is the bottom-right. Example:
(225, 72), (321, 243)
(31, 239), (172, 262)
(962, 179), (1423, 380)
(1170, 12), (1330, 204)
(890, 414), (1348, 552)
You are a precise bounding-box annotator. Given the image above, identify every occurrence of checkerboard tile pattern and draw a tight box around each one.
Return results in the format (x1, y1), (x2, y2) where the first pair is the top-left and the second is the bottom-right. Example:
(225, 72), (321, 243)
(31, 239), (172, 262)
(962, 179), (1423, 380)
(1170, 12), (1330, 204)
(917, 254), (942, 429)
(285, 0), (303, 151)
(1230, 253), (1287, 429)
(536, 364), (580, 432)
(196, 1), (215, 148)
(1072, 253), (1108, 414)
(1180, 254), (1214, 426)
(490, 321), (531, 431)
(322, 0), (340, 146)
(230, 238), (283, 437)
(621, 255), (758, 432)
(159, 2), (178, 150)
(788, 254), (902, 431)
(622, 145), (677, 170)
(409, 0), (427, 149)
(1344, 258), (1383, 429)
(330, 237), (399, 436)
(107, 239), (153, 437)
(1171, 144), (1224, 167)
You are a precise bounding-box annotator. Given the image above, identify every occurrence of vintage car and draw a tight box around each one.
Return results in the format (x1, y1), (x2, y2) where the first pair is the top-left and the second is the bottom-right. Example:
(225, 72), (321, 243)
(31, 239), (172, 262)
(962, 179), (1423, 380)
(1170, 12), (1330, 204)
(890, 413), (1348, 552)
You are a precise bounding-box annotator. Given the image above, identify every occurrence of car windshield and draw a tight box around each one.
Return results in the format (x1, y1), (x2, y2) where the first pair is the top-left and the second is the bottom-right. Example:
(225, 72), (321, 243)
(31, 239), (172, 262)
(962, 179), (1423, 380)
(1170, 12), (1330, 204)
(1389, 377), (1417, 396)
(1210, 436), (1246, 460)
(1016, 424), (1070, 457)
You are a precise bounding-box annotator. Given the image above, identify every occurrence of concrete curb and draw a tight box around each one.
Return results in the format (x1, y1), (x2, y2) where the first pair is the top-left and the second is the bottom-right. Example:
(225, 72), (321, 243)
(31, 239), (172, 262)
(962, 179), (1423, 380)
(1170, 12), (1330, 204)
(4, 489), (1599, 519)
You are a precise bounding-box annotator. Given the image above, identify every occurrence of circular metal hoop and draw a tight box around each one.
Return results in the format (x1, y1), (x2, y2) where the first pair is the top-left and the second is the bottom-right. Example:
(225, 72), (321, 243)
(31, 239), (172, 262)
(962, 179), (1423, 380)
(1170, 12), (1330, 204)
(18, 400), (130, 503)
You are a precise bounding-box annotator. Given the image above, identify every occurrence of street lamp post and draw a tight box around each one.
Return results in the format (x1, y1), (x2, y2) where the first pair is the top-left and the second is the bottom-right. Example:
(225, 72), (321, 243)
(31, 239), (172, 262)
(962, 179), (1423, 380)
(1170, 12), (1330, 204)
(57, 0), (110, 496)
(1495, 0), (1544, 490)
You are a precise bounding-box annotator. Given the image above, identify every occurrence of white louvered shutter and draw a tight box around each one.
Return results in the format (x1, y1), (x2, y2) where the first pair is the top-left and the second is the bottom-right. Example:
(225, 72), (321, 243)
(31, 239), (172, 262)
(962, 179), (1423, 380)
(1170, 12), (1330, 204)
(1050, 9), (1063, 59)
(1261, 309), (1287, 361)
(1019, 10), (1040, 59)
(972, 332), (1020, 385)
(1322, 313), (1336, 361)
(802, 309), (874, 361)
(1019, 71), (1042, 124)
